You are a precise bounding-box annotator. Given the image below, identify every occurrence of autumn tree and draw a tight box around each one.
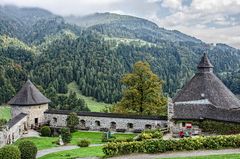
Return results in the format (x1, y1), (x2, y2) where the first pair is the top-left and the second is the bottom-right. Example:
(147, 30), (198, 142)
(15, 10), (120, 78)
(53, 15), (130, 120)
(113, 61), (167, 115)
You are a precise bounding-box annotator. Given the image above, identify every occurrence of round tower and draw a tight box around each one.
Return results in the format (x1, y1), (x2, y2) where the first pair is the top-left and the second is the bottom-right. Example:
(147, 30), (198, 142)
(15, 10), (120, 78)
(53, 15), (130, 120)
(8, 80), (51, 128)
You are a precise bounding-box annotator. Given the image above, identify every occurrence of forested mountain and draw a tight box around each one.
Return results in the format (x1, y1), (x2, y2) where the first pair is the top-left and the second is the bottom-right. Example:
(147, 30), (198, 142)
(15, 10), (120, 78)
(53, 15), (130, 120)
(66, 12), (201, 44)
(0, 6), (240, 111)
(0, 5), (81, 44)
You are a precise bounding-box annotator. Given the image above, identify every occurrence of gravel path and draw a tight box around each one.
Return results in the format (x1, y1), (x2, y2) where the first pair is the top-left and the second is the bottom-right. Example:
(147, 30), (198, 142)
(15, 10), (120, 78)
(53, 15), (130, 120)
(109, 148), (240, 159)
(36, 144), (102, 158)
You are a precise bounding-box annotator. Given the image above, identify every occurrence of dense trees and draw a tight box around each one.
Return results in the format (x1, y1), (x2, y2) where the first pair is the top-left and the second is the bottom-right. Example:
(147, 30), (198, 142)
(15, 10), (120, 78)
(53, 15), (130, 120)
(113, 61), (167, 115)
(0, 6), (240, 110)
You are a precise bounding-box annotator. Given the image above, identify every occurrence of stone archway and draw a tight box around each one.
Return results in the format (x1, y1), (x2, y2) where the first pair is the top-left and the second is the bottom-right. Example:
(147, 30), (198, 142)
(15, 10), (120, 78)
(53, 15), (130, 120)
(110, 122), (116, 130)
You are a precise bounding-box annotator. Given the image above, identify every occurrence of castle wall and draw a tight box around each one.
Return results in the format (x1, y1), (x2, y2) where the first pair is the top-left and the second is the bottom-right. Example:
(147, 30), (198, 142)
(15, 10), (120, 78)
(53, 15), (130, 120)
(11, 104), (48, 128)
(0, 115), (27, 148)
(45, 113), (168, 131)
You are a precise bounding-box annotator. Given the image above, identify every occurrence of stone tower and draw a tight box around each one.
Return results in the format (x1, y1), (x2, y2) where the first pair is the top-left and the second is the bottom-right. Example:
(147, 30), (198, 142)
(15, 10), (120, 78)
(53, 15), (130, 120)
(8, 80), (51, 128)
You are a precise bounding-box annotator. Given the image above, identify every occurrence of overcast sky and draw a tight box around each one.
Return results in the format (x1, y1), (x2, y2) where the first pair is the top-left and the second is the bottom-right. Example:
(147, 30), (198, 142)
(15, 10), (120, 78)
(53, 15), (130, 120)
(1, 0), (240, 48)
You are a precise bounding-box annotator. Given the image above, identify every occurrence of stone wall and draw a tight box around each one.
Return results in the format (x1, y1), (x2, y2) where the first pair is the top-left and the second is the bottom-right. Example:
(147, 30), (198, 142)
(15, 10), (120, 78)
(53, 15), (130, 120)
(12, 104), (48, 128)
(45, 113), (168, 131)
(0, 115), (27, 148)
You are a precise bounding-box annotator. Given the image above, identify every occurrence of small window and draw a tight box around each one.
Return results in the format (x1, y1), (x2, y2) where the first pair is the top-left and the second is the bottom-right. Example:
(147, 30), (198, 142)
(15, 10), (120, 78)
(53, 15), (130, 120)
(182, 122), (186, 127)
(80, 120), (86, 128)
(145, 124), (152, 129)
(127, 123), (133, 129)
(110, 122), (116, 130)
(53, 117), (57, 123)
(95, 121), (101, 126)
(34, 118), (38, 125)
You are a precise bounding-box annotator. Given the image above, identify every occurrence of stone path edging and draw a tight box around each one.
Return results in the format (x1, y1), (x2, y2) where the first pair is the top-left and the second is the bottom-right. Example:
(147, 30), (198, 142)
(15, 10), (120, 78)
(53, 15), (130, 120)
(109, 148), (240, 159)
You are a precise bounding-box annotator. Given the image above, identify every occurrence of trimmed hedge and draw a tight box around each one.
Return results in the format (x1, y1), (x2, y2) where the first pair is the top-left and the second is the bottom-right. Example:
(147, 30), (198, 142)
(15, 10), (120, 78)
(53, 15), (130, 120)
(61, 127), (72, 144)
(18, 140), (37, 159)
(77, 139), (90, 147)
(199, 120), (240, 135)
(103, 134), (240, 157)
(0, 145), (21, 159)
(40, 126), (51, 137)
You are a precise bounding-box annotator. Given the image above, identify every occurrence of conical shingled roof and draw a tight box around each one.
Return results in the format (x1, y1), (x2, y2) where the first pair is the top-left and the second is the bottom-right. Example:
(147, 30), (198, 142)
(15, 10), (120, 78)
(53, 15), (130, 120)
(173, 54), (240, 110)
(197, 53), (213, 68)
(8, 80), (51, 106)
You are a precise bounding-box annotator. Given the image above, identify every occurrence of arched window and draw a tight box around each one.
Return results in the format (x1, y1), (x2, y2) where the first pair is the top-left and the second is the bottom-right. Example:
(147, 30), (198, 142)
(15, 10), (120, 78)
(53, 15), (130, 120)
(80, 120), (86, 128)
(156, 124), (161, 128)
(145, 124), (152, 130)
(53, 117), (57, 123)
(95, 120), (101, 127)
(127, 123), (134, 129)
(110, 122), (116, 130)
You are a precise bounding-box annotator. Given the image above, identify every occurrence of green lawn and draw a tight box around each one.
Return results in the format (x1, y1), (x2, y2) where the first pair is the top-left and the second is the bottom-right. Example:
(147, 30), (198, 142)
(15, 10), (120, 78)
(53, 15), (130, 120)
(16, 131), (136, 150)
(166, 154), (240, 159)
(0, 105), (11, 120)
(38, 146), (104, 159)
(68, 82), (112, 112)
(71, 131), (136, 145)
(15, 136), (58, 150)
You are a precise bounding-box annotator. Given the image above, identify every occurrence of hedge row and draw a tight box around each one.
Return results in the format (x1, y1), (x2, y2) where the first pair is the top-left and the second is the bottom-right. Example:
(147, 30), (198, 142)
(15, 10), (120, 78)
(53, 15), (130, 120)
(198, 120), (240, 135)
(103, 134), (240, 156)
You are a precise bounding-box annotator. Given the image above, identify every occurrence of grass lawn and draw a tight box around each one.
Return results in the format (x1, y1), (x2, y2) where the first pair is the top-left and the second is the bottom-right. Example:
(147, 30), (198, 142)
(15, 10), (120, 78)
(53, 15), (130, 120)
(166, 154), (240, 159)
(71, 131), (136, 145)
(68, 82), (112, 112)
(0, 105), (11, 120)
(15, 136), (58, 150)
(38, 146), (104, 159)
(16, 131), (136, 150)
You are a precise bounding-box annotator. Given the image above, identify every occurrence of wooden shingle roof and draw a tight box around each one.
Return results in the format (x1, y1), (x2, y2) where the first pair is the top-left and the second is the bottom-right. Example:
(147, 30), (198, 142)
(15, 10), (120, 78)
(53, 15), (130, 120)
(173, 54), (240, 110)
(8, 80), (51, 106)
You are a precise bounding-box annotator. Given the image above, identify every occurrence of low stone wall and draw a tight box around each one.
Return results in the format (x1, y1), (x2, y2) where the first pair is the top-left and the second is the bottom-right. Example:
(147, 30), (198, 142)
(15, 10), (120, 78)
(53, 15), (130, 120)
(45, 110), (168, 131)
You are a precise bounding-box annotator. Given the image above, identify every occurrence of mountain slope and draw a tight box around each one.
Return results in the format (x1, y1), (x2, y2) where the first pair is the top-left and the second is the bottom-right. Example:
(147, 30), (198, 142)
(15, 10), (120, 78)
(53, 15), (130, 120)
(0, 5), (82, 44)
(65, 12), (202, 44)
(0, 6), (239, 108)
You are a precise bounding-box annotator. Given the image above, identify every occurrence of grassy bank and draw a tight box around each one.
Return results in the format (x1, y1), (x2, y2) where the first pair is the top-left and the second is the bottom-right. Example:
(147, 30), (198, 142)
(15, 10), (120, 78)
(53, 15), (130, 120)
(68, 82), (112, 112)
(0, 105), (11, 120)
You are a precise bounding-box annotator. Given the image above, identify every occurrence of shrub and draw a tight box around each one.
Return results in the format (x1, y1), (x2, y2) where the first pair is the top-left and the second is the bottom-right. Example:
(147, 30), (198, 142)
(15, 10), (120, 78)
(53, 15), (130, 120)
(103, 134), (240, 157)
(66, 112), (79, 132)
(61, 127), (72, 144)
(100, 128), (109, 132)
(77, 139), (90, 147)
(198, 120), (240, 135)
(0, 145), (21, 159)
(133, 129), (143, 133)
(40, 126), (51, 137)
(102, 133), (108, 142)
(18, 140), (37, 159)
(116, 129), (126, 132)
(136, 129), (163, 141)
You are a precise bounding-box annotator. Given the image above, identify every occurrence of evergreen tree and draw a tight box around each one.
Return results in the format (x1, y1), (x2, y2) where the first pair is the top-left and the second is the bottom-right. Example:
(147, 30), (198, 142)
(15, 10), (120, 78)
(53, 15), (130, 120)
(66, 112), (79, 132)
(113, 61), (167, 115)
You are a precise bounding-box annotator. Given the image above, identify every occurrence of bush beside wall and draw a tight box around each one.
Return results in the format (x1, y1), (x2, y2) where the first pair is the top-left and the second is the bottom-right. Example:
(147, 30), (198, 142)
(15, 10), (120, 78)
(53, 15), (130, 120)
(199, 120), (240, 135)
(103, 134), (240, 157)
